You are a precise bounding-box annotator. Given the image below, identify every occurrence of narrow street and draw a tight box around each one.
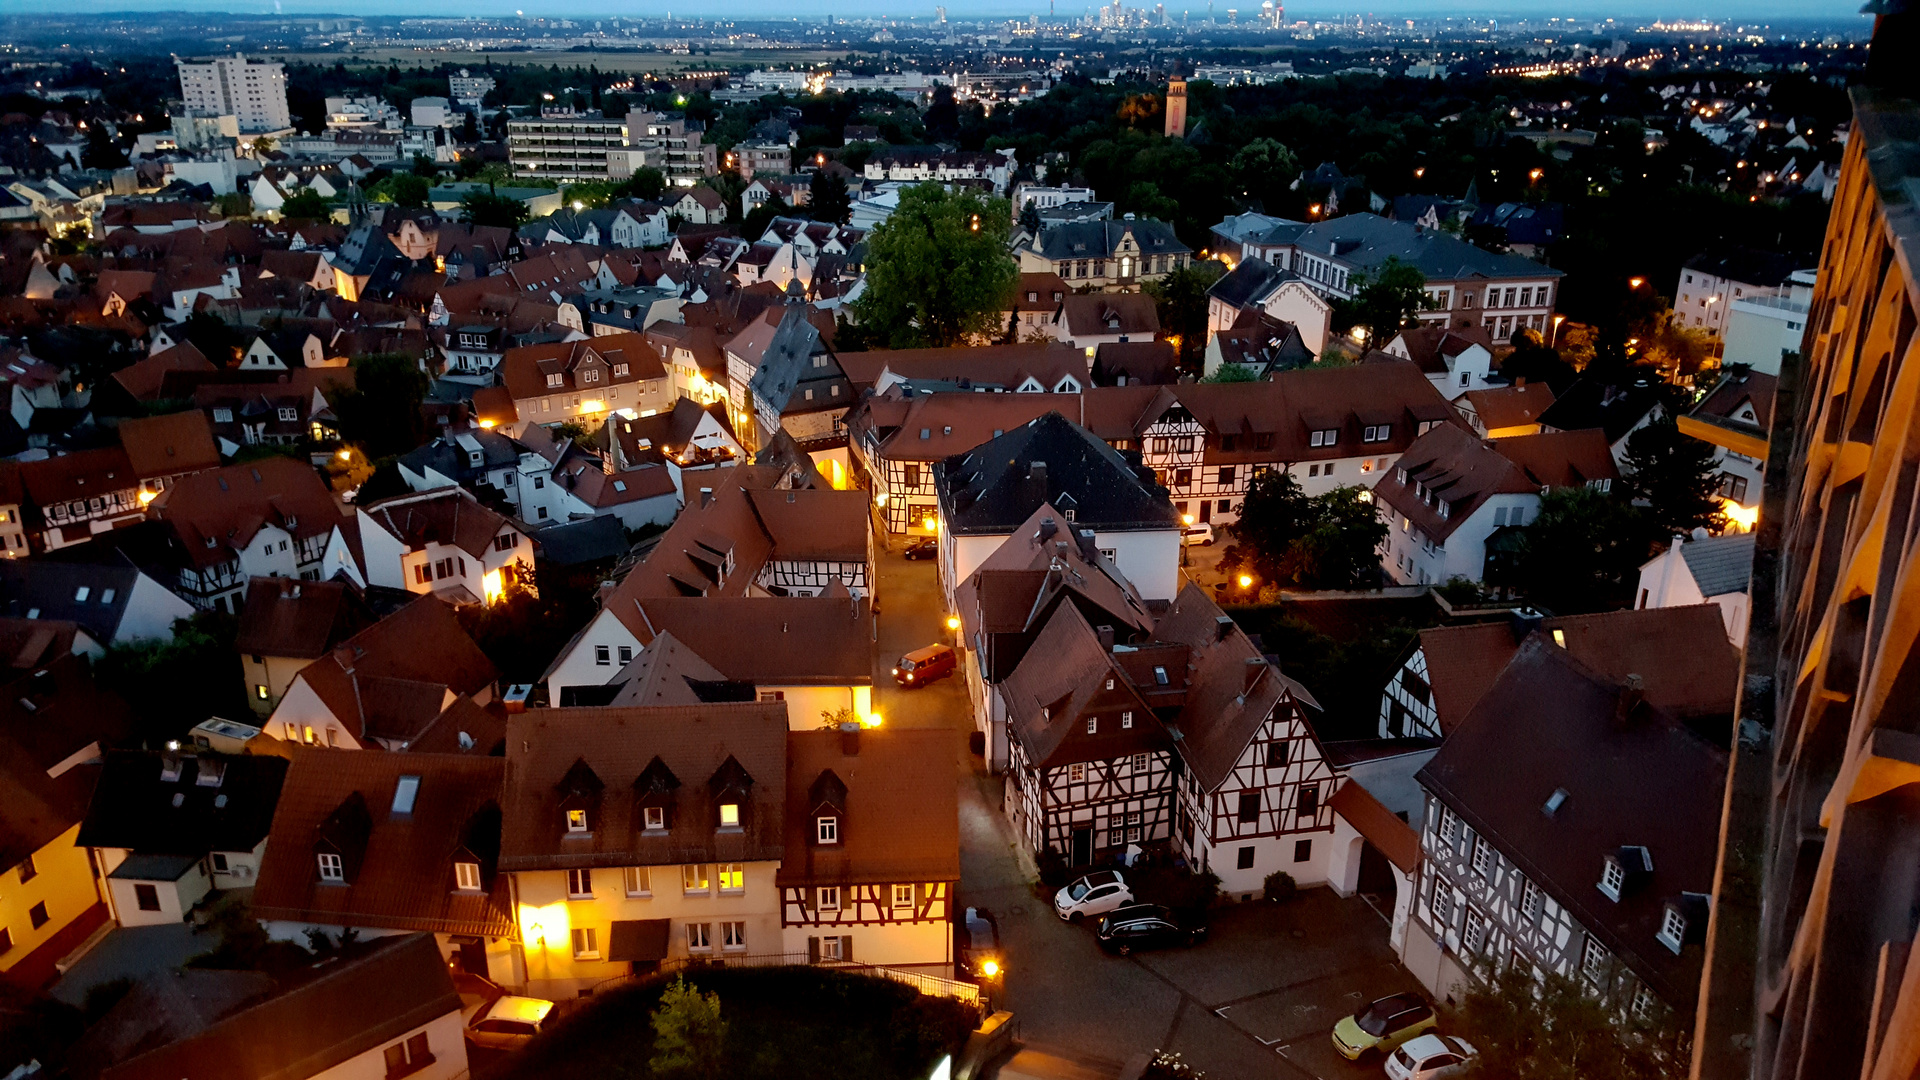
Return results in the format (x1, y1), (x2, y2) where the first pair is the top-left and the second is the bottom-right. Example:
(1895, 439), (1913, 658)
(870, 542), (1425, 1080)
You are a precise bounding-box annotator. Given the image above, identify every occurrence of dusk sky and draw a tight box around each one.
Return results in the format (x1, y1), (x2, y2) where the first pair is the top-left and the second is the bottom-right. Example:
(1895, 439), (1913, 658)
(0, 0), (1871, 20)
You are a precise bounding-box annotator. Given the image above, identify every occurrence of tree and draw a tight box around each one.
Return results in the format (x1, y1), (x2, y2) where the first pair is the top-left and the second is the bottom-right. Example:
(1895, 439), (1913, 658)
(808, 169), (851, 224)
(1340, 256), (1432, 347)
(1142, 261), (1224, 368)
(1018, 199), (1042, 235)
(213, 193), (252, 220)
(411, 153), (438, 177)
(1203, 362), (1259, 383)
(649, 977), (727, 1078)
(1220, 473), (1384, 590)
(330, 353), (429, 460)
(95, 612), (249, 747)
(1500, 328), (1578, 394)
(278, 189), (332, 222)
(1230, 137), (1299, 209)
(380, 173), (430, 209)
(460, 191), (530, 229)
(82, 125), (128, 169)
(1512, 486), (1654, 614)
(250, 135), (276, 156)
(848, 183), (1019, 349)
(1458, 962), (1689, 1080)
(741, 195), (789, 244)
(618, 167), (668, 202)
(1620, 417), (1726, 536)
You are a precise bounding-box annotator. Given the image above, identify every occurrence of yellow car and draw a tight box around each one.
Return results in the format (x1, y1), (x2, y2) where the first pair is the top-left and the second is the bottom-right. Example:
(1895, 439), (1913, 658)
(1331, 992), (1438, 1060)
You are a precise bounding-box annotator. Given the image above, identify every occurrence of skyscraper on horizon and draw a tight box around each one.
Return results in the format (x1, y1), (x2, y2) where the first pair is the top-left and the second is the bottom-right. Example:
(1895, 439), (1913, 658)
(174, 53), (291, 134)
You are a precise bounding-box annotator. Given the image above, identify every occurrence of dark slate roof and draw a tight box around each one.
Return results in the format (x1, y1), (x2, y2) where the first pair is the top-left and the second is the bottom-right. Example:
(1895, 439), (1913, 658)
(933, 412), (1179, 535)
(1285, 212), (1564, 282)
(1033, 217), (1191, 261)
(1416, 637), (1726, 1010)
(533, 515), (629, 566)
(1471, 201), (1565, 247)
(1679, 533), (1756, 598)
(78, 751), (290, 857)
(102, 934), (460, 1080)
(0, 561), (149, 642)
(1536, 377), (1665, 442)
(746, 305), (839, 417)
(1681, 247), (1798, 288)
(1206, 255), (1286, 308)
(394, 428), (524, 482)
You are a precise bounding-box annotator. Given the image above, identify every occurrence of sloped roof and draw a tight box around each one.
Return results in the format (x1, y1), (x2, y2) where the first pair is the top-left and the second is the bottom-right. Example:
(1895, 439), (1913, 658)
(954, 502), (1155, 646)
(1327, 781), (1421, 873)
(1092, 341), (1179, 386)
(287, 597), (497, 746)
(777, 729), (960, 887)
(633, 594), (874, 685)
(119, 411), (220, 480)
(250, 750), (513, 938)
(1056, 293), (1159, 338)
(1491, 428), (1620, 489)
(850, 391), (1069, 463)
(1417, 638), (1724, 1010)
(1678, 533), (1757, 598)
(102, 934), (462, 1080)
(150, 458), (345, 571)
(1002, 602), (1168, 770)
(1462, 383), (1556, 431)
(1371, 424), (1542, 543)
(745, 487), (869, 561)
(605, 630), (737, 708)
(77, 752), (289, 856)
(499, 703), (788, 871)
(234, 577), (369, 660)
(934, 412), (1178, 535)
(357, 487), (512, 559)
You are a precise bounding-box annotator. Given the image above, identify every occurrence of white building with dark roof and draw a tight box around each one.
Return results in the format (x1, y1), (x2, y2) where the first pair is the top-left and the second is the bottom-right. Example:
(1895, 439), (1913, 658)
(1635, 532), (1756, 647)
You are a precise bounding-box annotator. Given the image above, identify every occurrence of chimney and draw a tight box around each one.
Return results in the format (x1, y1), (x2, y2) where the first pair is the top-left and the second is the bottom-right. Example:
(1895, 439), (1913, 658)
(1513, 375), (1526, 388)
(1244, 656), (1268, 693)
(1617, 674), (1645, 722)
(700, 487), (714, 508)
(839, 720), (861, 756)
(1096, 625), (1115, 652)
(1214, 615), (1235, 642)
(1037, 516), (1058, 544)
(1027, 460), (1048, 496)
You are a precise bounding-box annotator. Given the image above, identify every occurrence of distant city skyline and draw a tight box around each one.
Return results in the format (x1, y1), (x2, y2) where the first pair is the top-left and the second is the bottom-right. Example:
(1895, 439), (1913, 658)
(0, 0), (1870, 20)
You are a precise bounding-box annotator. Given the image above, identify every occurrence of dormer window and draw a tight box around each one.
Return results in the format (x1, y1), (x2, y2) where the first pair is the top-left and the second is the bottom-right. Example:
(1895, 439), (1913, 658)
(1657, 905), (1686, 954)
(317, 852), (344, 881)
(455, 860), (482, 891)
(719, 802), (740, 829)
(816, 815), (839, 844)
(1600, 858), (1625, 900)
(566, 808), (588, 833)
(1086, 717), (1097, 734)
(1309, 428), (1338, 447)
(644, 806), (666, 830)
(546, 373), (563, 388)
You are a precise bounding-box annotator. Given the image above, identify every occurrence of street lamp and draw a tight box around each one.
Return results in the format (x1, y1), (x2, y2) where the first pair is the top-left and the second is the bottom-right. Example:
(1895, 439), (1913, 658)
(1550, 314), (1566, 348)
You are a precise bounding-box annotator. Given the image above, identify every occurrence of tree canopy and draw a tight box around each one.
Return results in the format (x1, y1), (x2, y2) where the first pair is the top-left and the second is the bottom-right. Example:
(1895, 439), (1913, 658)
(848, 183), (1019, 349)
(808, 169), (851, 225)
(1220, 471), (1387, 590)
(1338, 256), (1432, 348)
(1511, 486), (1654, 614)
(1620, 417), (1727, 537)
(331, 353), (430, 460)
(460, 191), (531, 229)
(277, 189), (332, 222)
(1143, 261), (1224, 368)
(1458, 962), (1689, 1080)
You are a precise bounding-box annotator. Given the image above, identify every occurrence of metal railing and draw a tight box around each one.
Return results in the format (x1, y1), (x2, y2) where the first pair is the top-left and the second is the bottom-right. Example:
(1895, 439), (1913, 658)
(589, 952), (980, 1003)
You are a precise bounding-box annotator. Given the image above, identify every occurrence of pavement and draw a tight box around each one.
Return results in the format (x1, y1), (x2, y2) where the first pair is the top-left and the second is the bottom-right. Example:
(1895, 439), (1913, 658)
(869, 541), (1430, 1080)
(50, 921), (213, 1006)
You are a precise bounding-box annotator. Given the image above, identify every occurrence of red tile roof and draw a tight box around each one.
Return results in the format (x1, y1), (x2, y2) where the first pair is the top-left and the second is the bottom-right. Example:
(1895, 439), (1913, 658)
(118, 410), (221, 480)
(1328, 781), (1421, 873)
(149, 458), (346, 570)
(287, 597), (497, 746)
(777, 729), (960, 887)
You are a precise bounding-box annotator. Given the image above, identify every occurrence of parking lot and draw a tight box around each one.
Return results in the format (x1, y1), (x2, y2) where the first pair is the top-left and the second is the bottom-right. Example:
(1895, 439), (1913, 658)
(871, 541), (1432, 1079)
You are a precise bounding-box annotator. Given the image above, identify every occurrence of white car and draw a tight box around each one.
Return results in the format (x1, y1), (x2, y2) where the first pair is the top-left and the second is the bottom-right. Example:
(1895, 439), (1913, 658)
(464, 994), (555, 1051)
(1054, 870), (1133, 922)
(1384, 1034), (1477, 1080)
(1183, 523), (1215, 546)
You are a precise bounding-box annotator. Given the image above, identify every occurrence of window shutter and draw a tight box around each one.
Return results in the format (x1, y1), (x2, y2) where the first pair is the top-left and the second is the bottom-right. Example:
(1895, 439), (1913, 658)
(840, 935), (853, 962)
(807, 936), (819, 963)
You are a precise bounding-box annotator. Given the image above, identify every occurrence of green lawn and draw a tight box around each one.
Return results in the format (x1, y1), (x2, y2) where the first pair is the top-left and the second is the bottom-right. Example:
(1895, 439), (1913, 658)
(495, 967), (979, 1080)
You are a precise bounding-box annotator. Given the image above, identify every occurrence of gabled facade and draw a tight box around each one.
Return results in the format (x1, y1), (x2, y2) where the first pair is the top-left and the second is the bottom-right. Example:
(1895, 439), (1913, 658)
(351, 487), (535, 604)
(1014, 215), (1191, 290)
(149, 458), (348, 613)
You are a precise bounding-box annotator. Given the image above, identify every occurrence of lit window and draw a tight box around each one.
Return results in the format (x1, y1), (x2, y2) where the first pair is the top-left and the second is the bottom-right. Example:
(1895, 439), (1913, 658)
(682, 864), (710, 893)
(317, 852), (343, 881)
(566, 809), (588, 833)
(455, 861), (481, 891)
(719, 803), (740, 828)
(718, 863), (744, 892)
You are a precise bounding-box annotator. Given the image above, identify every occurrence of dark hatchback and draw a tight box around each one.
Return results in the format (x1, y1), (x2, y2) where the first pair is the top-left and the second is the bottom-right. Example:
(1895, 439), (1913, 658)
(1095, 904), (1207, 955)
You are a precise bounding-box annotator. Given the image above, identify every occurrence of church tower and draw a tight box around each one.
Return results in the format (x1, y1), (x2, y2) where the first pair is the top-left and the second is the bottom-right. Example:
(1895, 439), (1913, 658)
(1164, 77), (1187, 139)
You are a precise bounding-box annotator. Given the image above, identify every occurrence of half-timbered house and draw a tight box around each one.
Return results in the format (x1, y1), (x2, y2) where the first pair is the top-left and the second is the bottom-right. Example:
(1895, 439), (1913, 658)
(1155, 583), (1339, 897)
(847, 391), (1068, 537)
(777, 727), (960, 974)
(498, 703), (790, 999)
(1401, 637), (1725, 1026)
(953, 503), (1156, 771)
(1001, 602), (1179, 867)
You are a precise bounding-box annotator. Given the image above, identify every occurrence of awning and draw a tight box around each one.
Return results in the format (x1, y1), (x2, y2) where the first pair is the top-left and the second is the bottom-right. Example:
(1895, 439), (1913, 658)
(608, 919), (673, 963)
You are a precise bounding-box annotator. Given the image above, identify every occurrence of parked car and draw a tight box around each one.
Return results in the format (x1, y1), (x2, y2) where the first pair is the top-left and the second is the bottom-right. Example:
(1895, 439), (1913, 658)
(892, 643), (957, 687)
(465, 995), (555, 1051)
(1054, 870), (1133, 922)
(1182, 523), (1215, 546)
(1385, 1034), (1478, 1080)
(956, 906), (1003, 983)
(903, 537), (938, 560)
(1095, 904), (1206, 955)
(1331, 992), (1437, 1061)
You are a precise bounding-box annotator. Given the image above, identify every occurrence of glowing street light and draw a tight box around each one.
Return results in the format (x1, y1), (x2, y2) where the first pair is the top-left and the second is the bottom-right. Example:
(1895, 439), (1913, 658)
(1237, 574), (1255, 589)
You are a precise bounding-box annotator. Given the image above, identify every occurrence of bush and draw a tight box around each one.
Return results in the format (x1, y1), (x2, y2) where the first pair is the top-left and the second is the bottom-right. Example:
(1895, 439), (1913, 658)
(1263, 871), (1298, 903)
